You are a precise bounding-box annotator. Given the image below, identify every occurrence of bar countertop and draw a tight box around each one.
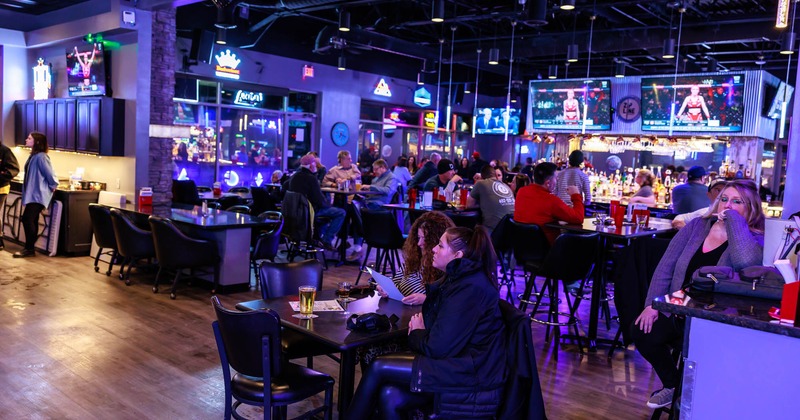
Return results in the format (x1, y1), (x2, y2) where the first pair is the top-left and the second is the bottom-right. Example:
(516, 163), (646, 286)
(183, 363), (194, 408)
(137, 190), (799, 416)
(653, 291), (800, 339)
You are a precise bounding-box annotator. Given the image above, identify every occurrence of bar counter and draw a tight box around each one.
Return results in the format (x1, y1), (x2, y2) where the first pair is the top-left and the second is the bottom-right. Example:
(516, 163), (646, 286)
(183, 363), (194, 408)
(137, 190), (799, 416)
(654, 291), (800, 418)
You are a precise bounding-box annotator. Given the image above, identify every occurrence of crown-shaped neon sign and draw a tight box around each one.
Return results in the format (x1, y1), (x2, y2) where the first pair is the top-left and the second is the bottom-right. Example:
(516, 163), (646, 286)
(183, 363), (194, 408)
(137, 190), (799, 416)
(215, 49), (242, 80)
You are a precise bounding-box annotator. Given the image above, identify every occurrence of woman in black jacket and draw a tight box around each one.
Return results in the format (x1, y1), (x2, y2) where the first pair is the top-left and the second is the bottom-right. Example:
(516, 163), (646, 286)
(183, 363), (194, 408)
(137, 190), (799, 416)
(349, 225), (507, 420)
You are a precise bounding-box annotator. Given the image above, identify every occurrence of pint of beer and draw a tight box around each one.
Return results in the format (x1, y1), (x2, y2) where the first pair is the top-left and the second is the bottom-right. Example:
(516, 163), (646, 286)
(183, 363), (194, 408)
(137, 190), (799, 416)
(298, 286), (317, 315)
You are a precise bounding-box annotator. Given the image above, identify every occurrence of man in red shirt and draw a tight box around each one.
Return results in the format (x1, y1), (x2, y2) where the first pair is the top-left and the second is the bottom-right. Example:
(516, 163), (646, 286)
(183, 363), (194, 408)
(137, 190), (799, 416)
(514, 162), (584, 244)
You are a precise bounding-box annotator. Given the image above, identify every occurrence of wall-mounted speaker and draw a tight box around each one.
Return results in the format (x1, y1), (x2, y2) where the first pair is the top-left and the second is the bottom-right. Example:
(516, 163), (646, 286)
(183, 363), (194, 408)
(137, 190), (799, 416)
(189, 29), (215, 64)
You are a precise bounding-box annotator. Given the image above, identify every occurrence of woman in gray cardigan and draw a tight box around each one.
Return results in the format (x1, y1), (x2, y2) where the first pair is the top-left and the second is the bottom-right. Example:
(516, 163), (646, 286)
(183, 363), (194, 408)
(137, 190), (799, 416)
(14, 132), (59, 258)
(633, 179), (764, 409)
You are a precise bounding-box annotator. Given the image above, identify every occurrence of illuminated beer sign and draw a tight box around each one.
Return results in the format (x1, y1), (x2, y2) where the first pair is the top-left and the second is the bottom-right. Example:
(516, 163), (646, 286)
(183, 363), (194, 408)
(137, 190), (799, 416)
(302, 65), (315, 79)
(424, 111), (438, 128)
(214, 49), (242, 80)
(374, 78), (392, 97)
(413, 87), (431, 107)
(234, 90), (264, 107)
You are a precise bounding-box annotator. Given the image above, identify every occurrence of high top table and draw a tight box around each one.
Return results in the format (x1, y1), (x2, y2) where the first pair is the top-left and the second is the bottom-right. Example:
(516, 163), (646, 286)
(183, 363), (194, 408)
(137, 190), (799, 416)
(236, 290), (417, 418)
(546, 217), (676, 351)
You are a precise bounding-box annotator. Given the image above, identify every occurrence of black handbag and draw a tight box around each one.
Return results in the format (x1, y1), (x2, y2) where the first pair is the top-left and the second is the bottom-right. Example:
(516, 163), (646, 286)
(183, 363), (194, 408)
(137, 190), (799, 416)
(346, 313), (399, 333)
(689, 265), (784, 300)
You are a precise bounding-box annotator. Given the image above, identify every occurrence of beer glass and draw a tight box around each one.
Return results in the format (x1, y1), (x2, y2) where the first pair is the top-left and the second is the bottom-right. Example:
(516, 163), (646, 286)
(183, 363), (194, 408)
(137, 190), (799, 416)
(296, 286), (318, 319)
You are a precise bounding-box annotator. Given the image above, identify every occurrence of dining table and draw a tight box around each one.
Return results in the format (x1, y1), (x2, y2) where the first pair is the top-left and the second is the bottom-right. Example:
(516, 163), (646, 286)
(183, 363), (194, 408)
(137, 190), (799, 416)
(546, 217), (676, 352)
(236, 290), (418, 418)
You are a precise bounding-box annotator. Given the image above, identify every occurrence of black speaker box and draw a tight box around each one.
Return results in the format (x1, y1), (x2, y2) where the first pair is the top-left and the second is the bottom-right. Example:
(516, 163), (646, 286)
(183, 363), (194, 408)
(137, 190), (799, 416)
(190, 29), (215, 64)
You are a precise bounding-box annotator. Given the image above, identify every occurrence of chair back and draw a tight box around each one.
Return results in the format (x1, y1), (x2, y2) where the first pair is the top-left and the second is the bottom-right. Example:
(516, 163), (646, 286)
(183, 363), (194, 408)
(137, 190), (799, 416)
(360, 208), (405, 249)
(508, 219), (549, 266)
(281, 191), (313, 243)
(226, 205), (251, 214)
(89, 204), (117, 249)
(211, 296), (282, 378)
(251, 186), (278, 214)
(491, 214), (513, 255)
(252, 212), (284, 261)
(229, 187), (250, 193)
(540, 233), (599, 282)
(109, 208), (155, 258)
(149, 215), (219, 268)
(196, 185), (212, 193)
(259, 259), (323, 300)
(447, 210), (480, 229)
(217, 195), (244, 210)
(172, 179), (201, 206)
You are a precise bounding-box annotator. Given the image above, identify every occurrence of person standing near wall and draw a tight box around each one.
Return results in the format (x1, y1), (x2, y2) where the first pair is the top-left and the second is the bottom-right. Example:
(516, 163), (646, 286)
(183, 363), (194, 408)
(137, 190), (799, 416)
(0, 142), (21, 251)
(15, 132), (58, 258)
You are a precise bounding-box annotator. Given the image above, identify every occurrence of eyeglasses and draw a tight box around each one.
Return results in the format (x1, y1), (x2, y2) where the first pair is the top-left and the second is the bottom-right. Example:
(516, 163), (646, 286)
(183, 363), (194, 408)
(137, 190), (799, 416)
(719, 197), (745, 205)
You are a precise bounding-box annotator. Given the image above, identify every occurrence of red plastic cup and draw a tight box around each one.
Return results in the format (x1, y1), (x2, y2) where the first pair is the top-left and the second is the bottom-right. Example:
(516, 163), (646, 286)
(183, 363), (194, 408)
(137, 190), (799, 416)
(433, 187), (439, 201)
(460, 189), (468, 207)
(614, 205), (625, 227)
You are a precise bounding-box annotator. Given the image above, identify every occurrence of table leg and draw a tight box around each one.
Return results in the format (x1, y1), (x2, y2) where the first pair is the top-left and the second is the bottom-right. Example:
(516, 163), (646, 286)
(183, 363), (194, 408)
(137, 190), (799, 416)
(587, 241), (604, 352)
(337, 349), (357, 418)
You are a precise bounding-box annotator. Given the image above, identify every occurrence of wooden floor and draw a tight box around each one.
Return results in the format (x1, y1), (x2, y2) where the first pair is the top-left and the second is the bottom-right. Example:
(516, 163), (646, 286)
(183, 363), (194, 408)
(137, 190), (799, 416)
(0, 243), (663, 419)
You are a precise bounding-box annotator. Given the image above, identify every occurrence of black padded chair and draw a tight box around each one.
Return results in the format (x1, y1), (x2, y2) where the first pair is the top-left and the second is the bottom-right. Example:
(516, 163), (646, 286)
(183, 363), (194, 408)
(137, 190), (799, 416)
(229, 187), (250, 193)
(226, 205), (251, 214)
(526, 233), (599, 352)
(509, 220), (550, 310)
(447, 210), (480, 229)
(196, 185), (213, 193)
(281, 191), (325, 265)
(356, 208), (406, 284)
(88, 204), (119, 276)
(251, 186), (279, 215)
(109, 208), (156, 285)
(211, 296), (334, 420)
(258, 260), (339, 367)
(491, 214), (515, 302)
(251, 211), (284, 287)
(217, 195), (245, 210)
(149, 216), (221, 299)
(172, 179), (201, 207)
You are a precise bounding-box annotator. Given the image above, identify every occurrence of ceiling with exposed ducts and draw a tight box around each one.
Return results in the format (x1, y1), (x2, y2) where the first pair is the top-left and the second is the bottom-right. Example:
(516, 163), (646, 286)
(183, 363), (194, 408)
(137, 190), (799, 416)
(0, 1), (795, 97)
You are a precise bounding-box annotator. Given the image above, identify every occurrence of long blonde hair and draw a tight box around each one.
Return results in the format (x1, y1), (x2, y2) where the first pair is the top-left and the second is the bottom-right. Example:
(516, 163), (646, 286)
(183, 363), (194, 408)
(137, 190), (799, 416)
(702, 179), (765, 234)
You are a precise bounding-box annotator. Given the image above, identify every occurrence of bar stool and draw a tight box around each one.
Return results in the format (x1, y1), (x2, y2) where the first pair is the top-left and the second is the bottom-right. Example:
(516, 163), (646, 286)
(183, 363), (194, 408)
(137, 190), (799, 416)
(491, 214), (515, 302)
(526, 233), (599, 353)
(508, 219), (550, 311)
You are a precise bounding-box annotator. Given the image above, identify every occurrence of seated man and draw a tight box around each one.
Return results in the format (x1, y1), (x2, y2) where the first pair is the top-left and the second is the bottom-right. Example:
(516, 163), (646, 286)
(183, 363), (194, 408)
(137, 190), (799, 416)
(514, 162), (583, 245)
(285, 154), (345, 251)
(305, 151), (327, 183)
(408, 153), (441, 190)
(422, 158), (462, 193)
(348, 159), (401, 261)
(671, 165), (710, 214)
(672, 178), (726, 229)
(468, 165), (515, 234)
(323, 150), (361, 188)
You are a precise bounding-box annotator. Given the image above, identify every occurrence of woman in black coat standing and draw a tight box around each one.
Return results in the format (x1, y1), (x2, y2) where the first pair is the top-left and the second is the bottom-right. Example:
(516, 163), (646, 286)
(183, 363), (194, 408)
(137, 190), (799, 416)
(349, 225), (507, 420)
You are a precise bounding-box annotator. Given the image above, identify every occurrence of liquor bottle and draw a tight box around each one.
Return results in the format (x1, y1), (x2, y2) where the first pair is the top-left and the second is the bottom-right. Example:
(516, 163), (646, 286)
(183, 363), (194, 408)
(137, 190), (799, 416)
(727, 161), (736, 178)
(735, 164), (744, 179)
(745, 159), (753, 179)
(720, 161), (729, 178)
(665, 187), (671, 204)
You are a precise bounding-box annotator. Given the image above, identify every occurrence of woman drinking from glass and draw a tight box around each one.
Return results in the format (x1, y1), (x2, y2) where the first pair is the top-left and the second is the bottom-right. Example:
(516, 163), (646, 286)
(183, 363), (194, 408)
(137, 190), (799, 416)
(633, 179), (764, 409)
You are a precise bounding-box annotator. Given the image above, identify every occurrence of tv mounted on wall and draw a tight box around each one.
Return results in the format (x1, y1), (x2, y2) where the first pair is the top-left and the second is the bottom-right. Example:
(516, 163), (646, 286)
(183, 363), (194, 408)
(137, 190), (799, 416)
(66, 43), (107, 97)
(530, 79), (612, 130)
(641, 74), (745, 132)
(474, 107), (521, 135)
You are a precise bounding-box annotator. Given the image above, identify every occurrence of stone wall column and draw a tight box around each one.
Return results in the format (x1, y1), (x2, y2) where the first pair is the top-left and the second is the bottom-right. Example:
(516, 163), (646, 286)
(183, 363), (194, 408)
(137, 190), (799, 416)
(148, 8), (176, 206)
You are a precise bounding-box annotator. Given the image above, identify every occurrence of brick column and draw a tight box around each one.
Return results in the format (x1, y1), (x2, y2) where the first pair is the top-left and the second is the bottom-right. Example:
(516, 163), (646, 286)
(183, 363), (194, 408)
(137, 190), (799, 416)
(148, 8), (177, 207)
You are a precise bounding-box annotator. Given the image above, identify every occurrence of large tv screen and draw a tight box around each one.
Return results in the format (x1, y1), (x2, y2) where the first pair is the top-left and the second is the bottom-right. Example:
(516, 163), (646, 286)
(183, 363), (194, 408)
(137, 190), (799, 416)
(66, 43), (107, 97)
(474, 107), (521, 135)
(530, 79), (612, 130)
(641, 74), (745, 132)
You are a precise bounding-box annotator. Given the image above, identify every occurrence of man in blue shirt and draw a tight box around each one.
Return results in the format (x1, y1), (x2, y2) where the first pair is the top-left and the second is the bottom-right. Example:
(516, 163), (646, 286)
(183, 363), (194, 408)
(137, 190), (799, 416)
(671, 165), (710, 214)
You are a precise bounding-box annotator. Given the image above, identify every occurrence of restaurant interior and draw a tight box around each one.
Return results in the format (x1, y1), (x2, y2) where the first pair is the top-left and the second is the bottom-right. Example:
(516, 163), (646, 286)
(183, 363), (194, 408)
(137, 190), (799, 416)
(1, 0), (800, 419)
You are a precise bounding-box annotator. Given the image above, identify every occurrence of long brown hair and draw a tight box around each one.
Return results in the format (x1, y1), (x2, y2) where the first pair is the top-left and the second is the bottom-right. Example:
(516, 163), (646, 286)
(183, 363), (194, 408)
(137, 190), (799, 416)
(29, 132), (48, 154)
(442, 225), (498, 288)
(403, 211), (455, 285)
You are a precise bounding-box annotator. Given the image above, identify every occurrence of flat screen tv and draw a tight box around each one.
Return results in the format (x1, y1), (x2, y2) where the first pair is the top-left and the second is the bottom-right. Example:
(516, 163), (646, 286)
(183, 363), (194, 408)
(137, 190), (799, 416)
(641, 74), (745, 132)
(530, 79), (612, 130)
(474, 107), (521, 135)
(66, 43), (107, 97)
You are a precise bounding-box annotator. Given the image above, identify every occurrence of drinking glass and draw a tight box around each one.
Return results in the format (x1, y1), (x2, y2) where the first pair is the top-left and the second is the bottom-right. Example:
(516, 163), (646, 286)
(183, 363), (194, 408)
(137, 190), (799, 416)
(594, 211), (608, 225)
(354, 180), (362, 192)
(635, 213), (648, 229)
(295, 286), (318, 319)
(336, 281), (355, 303)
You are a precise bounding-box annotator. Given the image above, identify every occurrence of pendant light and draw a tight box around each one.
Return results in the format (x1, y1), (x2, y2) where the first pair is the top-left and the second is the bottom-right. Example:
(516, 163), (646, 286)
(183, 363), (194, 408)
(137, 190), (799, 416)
(614, 62), (626, 78)
(567, 44), (579, 62)
(337, 54), (346, 71)
(662, 38), (676, 59)
(431, 0), (445, 23)
(560, 0), (576, 11)
(781, 31), (796, 54)
(339, 10), (350, 32)
(548, 65), (558, 79)
(488, 48), (500, 65)
(215, 28), (227, 45)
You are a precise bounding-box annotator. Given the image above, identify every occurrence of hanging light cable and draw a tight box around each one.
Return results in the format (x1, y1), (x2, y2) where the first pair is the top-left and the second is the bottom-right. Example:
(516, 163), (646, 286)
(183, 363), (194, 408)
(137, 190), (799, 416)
(780, 0), (797, 138)
(581, 13), (595, 134)
(504, 20), (517, 142)
(446, 25), (456, 136)
(435, 36), (444, 135)
(668, 4), (685, 136)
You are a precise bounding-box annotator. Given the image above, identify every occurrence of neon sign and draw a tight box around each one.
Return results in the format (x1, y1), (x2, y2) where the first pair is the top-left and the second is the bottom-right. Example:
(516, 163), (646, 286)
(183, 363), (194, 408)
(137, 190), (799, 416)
(234, 90), (263, 107)
(302, 65), (315, 79)
(413, 87), (431, 107)
(373, 78), (392, 97)
(424, 111), (438, 128)
(33, 58), (51, 100)
(214, 49), (241, 80)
